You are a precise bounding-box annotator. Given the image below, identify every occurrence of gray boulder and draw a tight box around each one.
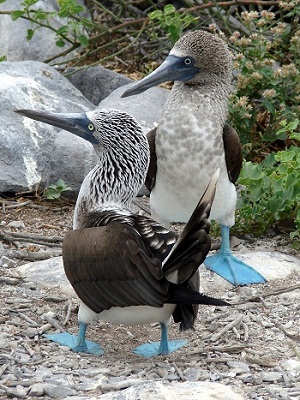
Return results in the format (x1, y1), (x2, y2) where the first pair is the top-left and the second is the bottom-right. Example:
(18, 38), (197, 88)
(99, 381), (244, 400)
(67, 66), (132, 105)
(0, 61), (95, 194)
(0, 0), (74, 62)
(99, 82), (169, 134)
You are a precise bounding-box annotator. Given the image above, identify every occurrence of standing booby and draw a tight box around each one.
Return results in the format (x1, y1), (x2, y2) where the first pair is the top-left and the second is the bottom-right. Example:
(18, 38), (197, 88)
(122, 30), (266, 286)
(15, 108), (228, 357)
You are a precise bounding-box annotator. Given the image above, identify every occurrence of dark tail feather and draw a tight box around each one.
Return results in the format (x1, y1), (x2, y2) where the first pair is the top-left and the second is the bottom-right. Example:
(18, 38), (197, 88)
(163, 169), (220, 283)
(167, 282), (230, 306)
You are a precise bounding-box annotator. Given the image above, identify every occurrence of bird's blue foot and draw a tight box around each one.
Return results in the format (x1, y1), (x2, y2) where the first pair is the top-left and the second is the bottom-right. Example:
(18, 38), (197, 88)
(44, 322), (104, 356)
(205, 225), (267, 286)
(133, 322), (187, 357)
(133, 339), (187, 357)
(205, 252), (267, 286)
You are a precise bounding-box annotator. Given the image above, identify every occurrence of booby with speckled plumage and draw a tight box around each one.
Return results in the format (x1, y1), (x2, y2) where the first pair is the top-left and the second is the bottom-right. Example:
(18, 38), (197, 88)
(15, 107), (228, 357)
(122, 29), (266, 286)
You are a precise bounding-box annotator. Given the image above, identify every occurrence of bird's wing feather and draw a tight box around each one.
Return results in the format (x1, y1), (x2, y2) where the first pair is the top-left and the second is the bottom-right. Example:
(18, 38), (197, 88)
(223, 123), (243, 183)
(162, 168), (219, 283)
(145, 127), (157, 192)
(63, 223), (169, 314)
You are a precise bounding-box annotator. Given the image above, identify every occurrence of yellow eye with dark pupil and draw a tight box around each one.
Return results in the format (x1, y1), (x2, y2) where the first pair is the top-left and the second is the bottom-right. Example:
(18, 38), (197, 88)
(88, 123), (94, 131)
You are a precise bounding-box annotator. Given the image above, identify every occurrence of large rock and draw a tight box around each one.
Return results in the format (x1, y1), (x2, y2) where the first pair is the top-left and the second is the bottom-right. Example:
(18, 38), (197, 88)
(17, 251), (300, 295)
(0, 61), (95, 194)
(99, 83), (169, 134)
(67, 66), (132, 105)
(99, 381), (244, 400)
(0, 0), (75, 62)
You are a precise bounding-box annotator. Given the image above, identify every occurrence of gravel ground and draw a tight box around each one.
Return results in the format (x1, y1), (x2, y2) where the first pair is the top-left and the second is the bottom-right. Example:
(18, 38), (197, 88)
(1, 197), (300, 399)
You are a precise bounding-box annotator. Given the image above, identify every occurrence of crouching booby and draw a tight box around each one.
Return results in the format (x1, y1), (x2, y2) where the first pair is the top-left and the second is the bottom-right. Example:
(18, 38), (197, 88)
(122, 29), (266, 286)
(15, 108), (229, 357)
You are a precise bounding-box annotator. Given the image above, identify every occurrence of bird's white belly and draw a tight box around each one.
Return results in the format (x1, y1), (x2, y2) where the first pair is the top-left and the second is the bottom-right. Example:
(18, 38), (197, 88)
(78, 302), (176, 326)
(151, 121), (237, 227)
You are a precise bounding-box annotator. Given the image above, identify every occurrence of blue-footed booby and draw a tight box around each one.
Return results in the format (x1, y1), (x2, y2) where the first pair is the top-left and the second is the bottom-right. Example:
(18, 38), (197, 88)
(15, 108), (229, 357)
(122, 30), (266, 286)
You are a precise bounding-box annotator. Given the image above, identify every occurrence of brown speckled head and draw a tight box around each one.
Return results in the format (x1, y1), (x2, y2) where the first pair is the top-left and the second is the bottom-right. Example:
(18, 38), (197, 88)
(171, 30), (232, 84)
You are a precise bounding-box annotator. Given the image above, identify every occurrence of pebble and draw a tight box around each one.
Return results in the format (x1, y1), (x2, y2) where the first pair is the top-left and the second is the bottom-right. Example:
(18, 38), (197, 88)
(7, 220), (26, 229)
(0, 255), (18, 267)
(43, 383), (76, 399)
(260, 371), (283, 382)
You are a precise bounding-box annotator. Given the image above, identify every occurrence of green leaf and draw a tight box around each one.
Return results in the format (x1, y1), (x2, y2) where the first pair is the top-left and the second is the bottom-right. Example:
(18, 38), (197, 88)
(0, 55), (7, 62)
(56, 38), (65, 47)
(261, 101), (275, 115)
(11, 10), (25, 21)
(26, 29), (34, 41)
(164, 4), (176, 15)
(56, 25), (70, 35)
(79, 34), (89, 48)
(290, 132), (300, 141)
(148, 10), (162, 20)
(0, 0), (7, 3)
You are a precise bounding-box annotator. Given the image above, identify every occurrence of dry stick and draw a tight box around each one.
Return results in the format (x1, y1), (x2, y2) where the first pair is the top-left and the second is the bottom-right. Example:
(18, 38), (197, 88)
(3, 230), (63, 243)
(0, 236), (62, 248)
(4, 200), (32, 209)
(6, 249), (62, 261)
(63, 299), (73, 326)
(189, 344), (248, 355)
(43, 314), (65, 333)
(274, 322), (300, 342)
(132, 199), (151, 215)
(233, 284), (300, 305)
(17, 312), (39, 327)
(210, 314), (244, 342)
(242, 322), (249, 342)
(172, 362), (186, 381)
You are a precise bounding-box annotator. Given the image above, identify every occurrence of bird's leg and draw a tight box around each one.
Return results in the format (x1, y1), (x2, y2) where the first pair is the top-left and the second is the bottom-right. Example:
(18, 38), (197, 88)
(44, 322), (104, 356)
(204, 225), (267, 286)
(133, 322), (187, 357)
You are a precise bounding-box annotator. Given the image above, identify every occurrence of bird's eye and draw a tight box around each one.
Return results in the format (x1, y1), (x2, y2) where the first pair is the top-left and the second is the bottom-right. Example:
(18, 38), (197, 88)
(88, 123), (94, 131)
(184, 57), (193, 66)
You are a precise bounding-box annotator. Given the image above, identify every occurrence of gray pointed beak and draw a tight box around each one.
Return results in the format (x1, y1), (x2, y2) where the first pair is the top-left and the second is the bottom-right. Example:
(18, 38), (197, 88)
(15, 109), (99, 144)
(121, 55), (200, 97)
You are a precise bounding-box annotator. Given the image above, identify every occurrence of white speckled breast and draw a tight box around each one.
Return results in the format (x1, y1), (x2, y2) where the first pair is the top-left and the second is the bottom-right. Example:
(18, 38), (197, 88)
(150, 86), (237, 227)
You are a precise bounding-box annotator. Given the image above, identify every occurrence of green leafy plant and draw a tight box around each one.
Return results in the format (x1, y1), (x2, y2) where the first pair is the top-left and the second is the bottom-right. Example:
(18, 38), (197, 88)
(149, 4), (196, 44)
(235, 123), (300, 248)
(227, 5), (300, 158)
(44, 179), (72, 200)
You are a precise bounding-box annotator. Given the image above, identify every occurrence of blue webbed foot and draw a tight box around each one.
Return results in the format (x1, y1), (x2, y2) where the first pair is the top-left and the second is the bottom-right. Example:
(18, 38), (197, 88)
(205, 252), (267, 286)
(44, 322), (104, 356)
(204, 225), (267, 286)
(44, 332), (104, 355)
(133, 339), (187, 357)
(133, 322), (187, 357)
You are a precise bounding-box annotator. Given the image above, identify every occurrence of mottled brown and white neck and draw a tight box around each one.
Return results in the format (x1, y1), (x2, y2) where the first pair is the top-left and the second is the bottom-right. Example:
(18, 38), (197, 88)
(74, 118), (149, 229)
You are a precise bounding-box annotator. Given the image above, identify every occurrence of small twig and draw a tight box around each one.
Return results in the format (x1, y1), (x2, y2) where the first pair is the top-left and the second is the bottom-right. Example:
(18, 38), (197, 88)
(189, 344), (248, 355)
(242, 322), (249, 342)
(63, 299), (73, 326)
(206, 357), (232, 363)
(287, 340), (300, 360)
(274, 323), (300, 342)
(172, 362), (186, 381)
(22, 340), (35, 357)
(17, 312), (39, 327)
(132, 199), (151, 215)
(43, 314), (65, 333)
(6, 249), (62, 261)
(245, 355), (277, 367)
(1, 200), (32, 209)
(233, 284), (300, 305)
(38, 323), (53, 335)
(210, 314), (244, 342)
